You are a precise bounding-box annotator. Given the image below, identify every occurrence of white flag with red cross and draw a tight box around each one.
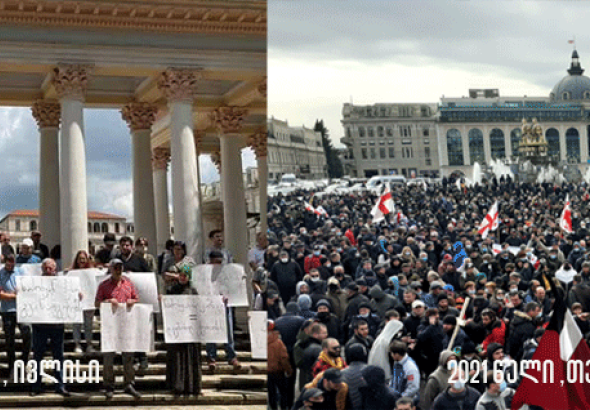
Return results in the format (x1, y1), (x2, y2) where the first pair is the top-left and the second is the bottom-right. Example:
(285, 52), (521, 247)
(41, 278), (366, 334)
(371, 185), (395, 223)
(477, 201), (499, 239)
(560, 194), (573, 233)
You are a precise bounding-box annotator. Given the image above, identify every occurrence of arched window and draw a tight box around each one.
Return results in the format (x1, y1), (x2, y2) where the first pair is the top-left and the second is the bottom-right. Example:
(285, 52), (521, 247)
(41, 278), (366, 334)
(510, 128), (522, 157)
(563, 92), (569, 100)
(93, 222), (100, 233)
(446, 129), (464, 166)
(566, 127), (581, 163)
(101, 223), (108, 233)
(29, 220), (37, 232)
(546, 128), (560, 159)
(468, 128), (484, 165)
(359, 127), (365, 137)
(490, 128), (505, 160)
(585, 92), (590, 99)
(115, 223), (120, 233)
(15, 219), (21, 232)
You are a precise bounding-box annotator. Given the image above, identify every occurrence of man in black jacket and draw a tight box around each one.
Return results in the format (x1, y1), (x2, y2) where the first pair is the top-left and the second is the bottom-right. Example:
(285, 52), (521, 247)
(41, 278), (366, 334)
(344, 320), (373, 361)
(506, 302), (541, 361)
(270, 250), (304, 304)
(117, 236), (150, 272)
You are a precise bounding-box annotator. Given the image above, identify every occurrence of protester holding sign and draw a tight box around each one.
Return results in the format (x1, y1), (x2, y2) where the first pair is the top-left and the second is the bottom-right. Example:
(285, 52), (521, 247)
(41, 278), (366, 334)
(95, 258), (140, 399)
(0, 254), (30, 376)
(67, 250), (96, 353)
(30, 258), (73, 397)
(164, 266), (202, 396)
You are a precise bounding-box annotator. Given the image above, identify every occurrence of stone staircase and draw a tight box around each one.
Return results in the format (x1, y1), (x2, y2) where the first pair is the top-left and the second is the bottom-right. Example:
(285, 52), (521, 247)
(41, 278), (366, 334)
(0, 312), (267, 407)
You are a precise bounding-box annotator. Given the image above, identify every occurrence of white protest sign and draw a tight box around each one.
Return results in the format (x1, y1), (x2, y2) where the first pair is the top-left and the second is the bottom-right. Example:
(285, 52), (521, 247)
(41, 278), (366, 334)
(100, 303), (153, 353)
(248, 311), (267, 359)
(16, 276), (83, 324)
(18, 264), (42, 276)
(66, 269), (105, 310)
(161, 295), (227, 344)
(95, 273), (160, 312)
(192, 264), (249, 307)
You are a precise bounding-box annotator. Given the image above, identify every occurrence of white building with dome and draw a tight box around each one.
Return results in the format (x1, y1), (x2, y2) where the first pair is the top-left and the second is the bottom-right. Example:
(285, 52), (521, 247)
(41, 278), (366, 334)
(341, 50), (590, 178)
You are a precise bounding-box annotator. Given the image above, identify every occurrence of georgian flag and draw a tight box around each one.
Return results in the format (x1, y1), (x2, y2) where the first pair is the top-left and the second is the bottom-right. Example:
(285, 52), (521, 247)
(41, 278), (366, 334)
(304, 202), (315, 213)
(477, 201), (499, 239)
(560, 194), (573, 233)
(315, 205), (329, 218)
(511, 280), (590, 410)
(371, 185), (395, 223)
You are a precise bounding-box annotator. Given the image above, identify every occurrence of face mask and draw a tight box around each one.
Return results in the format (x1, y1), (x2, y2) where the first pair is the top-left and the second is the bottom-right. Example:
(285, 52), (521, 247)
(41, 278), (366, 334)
(468, 289), (476, 295)
(499, 381), (507, 393)
(359, 313), (369, 318)
(448, 361), (457, 370)
(317, 312), (330, 320)
(404, 252), (411, 256)
(416, 291), (422, 296)
(464, 354), (475, 360)
(337, 248), (342, 252)
(453, 380), (465, 390)
(329, 284), (338, 292)
(301, 230), (307, 235)
(314, 251), (321, 256)
(422, 257), (428, 262)
(311, 277), (320, 282)
(551, 255), (557, 259)
(466, 245), (472, 250)
(482, 248), (488, 253)
(328, 350), (341, 358)
(281, 258), (289, 263)
(536, 311), (543, 318)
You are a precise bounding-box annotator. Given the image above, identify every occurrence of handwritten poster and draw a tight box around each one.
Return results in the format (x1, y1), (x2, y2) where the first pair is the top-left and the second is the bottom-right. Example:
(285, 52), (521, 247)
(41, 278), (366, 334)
(95, 273), (160, 312)
(192, 264), (249, 307)
(248, 311), (267, 359)
(66, 268), (105, 310)
(16, 276), (83, 324)
(100, 303), (153, 353)
(161, 295), (227, 343)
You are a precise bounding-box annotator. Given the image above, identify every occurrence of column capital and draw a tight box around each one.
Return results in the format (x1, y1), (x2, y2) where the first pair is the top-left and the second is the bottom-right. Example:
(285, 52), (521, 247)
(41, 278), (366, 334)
(152, 147), (171, 171)
(194, 130), (205, 148)
(211, 106), (248, 134)
(31, 100), (61, 128)
(121, 102), (158, 131)
(210, 149), (221, 172)
(157, 68), (201, 103)
(52, 64), (91, 100)
(247, 128), (268, 158)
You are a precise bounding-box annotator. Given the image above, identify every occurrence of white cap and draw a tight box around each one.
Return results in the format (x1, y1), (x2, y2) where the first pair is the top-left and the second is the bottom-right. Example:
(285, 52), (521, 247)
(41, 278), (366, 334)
(412, 300), (425, 308)
(22, 238), (34, 248)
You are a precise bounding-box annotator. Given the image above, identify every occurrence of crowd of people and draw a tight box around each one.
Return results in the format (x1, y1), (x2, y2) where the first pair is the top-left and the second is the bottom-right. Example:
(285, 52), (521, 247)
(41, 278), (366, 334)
(0, 229), (244, 398)
(265, 175), (590, 410)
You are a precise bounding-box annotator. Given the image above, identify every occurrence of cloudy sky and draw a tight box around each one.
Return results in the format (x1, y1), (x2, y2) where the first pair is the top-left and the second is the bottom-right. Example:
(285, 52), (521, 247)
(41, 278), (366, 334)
(0, 107), (255, 219)
(269, 0), (590, 145)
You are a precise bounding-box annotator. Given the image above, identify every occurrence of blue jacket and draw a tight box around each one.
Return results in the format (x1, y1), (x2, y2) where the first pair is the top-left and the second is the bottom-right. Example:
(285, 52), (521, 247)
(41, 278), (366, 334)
(390, 354), (420, 401)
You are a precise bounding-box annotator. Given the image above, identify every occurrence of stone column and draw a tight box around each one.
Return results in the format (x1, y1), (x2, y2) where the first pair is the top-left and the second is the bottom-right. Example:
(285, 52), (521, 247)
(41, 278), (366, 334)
(152, 148), (171, 255)
(212, 106), (249, 268)
(248, 130), (268, 234)
(122, 102), (158, 255)
(210, 149), (222, 200)
(157, 68), (202, 262)
(31, 100), (61, 250)
(559, 125), (567, 161)
(52, 65), (90, 267)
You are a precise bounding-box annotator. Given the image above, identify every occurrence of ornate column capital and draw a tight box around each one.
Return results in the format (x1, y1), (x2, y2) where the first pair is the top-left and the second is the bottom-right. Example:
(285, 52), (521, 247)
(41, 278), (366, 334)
(157, 68), (201, 103)
(52, 64), (91, 100)
(31, 100), (61, 129)
(121, 102), (158, 131)
(152, 147), (171, 171)
(210, 149), (221, 172)
(247, 129), (268, 159)
(211, 106), (248, 134)
(257, 77), (267, 99)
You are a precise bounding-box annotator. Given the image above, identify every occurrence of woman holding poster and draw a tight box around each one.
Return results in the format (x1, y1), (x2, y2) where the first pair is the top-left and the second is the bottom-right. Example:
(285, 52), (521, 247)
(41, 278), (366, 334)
(67, 250), (96, 354)
(163, 243), (201, 396)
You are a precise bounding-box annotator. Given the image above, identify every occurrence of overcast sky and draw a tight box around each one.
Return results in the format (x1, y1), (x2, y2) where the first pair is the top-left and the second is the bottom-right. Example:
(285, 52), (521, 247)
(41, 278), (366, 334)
(0, 107), (255, 219)
(269, 0), (590, 146)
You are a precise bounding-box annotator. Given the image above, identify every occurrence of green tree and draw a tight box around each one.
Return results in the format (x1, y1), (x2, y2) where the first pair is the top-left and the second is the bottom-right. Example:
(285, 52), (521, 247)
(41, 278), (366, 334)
(314, 119), (343, 179)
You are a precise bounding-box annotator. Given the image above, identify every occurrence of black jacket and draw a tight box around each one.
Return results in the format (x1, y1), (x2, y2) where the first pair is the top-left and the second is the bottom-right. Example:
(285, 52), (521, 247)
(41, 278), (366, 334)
(431, 386), (481, 410)
(506, 311), (537, 360)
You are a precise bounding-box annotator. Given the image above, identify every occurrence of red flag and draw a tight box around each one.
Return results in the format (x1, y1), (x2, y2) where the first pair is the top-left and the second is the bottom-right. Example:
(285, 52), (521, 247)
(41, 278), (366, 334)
(304, 202), (315, 213)
(569, 40), (575, 44)
(511, 281), (590, 409)
(560, 194), (573, 233)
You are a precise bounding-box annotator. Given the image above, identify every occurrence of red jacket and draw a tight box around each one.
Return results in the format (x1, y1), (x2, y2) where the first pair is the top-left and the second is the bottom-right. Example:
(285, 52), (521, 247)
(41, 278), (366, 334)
(304, 254), (322, 273)
(482, 319), (506, 354)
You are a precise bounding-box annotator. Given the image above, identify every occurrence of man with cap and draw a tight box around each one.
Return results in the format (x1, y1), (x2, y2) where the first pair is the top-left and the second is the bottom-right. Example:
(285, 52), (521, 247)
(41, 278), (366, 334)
(270, 250), (304, 306)
(302, 368), (350, 410)
(340, 343), (368, 410)
(95, 233), (118, 266)
(0, 254), (31, 376)
(422, 280), (444, 308)
(16, 238), (41, 264)
(95, 258), (140, 399)
(293, 387), (324, 410)
(355, 277), (369, 297)
(403, 299), (425, 340)
(325, 275), (348, 321)
(442, 315), (470, 352)
(267, 290), (283, 321)
(30, 231), (49, 260)
(316, 299), (341, 341)
(350, 303), (380, 338)
(437, 293), (459, 318)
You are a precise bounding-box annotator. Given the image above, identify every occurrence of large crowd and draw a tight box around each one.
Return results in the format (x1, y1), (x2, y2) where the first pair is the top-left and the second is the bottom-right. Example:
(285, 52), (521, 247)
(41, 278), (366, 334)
(265, 176), (590, 410)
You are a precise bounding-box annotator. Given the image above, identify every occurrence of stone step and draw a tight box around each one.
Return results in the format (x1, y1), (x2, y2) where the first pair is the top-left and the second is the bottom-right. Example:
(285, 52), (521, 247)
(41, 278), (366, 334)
(0, 389), (267, 407)
(2, 374), (268, 392)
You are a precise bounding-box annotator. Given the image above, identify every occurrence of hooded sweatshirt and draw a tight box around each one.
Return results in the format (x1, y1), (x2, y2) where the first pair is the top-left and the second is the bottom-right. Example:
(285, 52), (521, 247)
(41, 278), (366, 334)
(420, 350), (456, 410)
(369, 285), (400, 318)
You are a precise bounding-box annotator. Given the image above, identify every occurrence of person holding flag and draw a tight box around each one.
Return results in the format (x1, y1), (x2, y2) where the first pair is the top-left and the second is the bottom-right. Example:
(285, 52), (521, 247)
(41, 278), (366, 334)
(478, 201), (499, 239)
(560, 194), (573, 234)
(371, 185), (394, 224)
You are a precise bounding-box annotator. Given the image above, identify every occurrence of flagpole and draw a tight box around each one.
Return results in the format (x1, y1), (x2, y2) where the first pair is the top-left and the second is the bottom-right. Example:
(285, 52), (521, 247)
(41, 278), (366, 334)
(447, 296), (470, 352)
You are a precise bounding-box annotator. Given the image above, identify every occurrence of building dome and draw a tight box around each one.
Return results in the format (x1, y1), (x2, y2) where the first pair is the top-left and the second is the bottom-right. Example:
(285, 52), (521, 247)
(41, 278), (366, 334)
(551, 50), (590, 102)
